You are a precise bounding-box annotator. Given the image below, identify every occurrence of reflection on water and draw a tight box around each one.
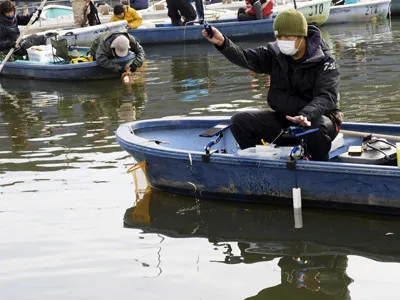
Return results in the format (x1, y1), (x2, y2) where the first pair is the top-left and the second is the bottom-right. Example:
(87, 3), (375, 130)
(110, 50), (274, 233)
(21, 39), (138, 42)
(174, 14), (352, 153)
(246, 255), (352, 299)
(0, 76), (147, 153)
(125, 187), (400, 299)
(1, 17), (400, 299)
(171, 55), (216, 103)
(322, 20), (400, 123)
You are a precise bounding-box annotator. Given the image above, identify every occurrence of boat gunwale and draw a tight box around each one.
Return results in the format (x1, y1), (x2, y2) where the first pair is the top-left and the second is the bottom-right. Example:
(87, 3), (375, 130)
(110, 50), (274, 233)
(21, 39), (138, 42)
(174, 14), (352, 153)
(1, 50), (135, 70)
(115, 116), (400, 177)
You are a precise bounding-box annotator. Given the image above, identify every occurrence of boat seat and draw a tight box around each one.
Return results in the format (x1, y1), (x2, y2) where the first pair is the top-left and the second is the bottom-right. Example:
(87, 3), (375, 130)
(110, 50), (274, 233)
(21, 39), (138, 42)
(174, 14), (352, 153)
(328, 132), (345, 159)
(330, 132), (344, 152)
(199, 122), (232, 137)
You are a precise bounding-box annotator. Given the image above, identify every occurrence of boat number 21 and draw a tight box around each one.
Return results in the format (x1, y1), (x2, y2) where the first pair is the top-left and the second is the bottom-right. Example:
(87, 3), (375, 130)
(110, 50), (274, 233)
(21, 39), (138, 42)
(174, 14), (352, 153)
(365, 5), (378, 15)
(308, 4), (324, 16)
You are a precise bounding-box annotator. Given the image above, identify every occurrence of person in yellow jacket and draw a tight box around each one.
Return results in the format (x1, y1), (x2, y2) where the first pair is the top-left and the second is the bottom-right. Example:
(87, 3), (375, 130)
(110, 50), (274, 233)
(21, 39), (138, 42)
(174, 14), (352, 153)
(110, 4), (142, 29)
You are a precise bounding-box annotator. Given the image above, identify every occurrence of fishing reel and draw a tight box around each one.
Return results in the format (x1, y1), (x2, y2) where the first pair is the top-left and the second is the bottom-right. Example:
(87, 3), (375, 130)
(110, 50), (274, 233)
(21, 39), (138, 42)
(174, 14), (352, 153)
(275, 126), (319, 163)
(203, 22), (214, 38)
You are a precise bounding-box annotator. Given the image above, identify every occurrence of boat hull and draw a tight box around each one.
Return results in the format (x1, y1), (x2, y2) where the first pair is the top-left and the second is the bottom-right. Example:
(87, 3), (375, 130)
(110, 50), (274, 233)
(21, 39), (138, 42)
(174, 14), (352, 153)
(115, 117), (400, 212)
(325, 0), (391, 24)
(274, 0), (332, 26)
(37, 21), (128, 47)
(129, 18), (274, 45)
(0, 48), (134, 80)
(205, 0), (332, 25)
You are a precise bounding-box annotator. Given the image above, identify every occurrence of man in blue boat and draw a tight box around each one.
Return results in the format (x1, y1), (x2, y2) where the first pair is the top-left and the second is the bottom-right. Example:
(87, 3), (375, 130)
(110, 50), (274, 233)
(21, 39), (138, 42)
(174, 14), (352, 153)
(0, 0), (45, 60)
(90, 30), (145, 74)
(202, 9), (343, 161)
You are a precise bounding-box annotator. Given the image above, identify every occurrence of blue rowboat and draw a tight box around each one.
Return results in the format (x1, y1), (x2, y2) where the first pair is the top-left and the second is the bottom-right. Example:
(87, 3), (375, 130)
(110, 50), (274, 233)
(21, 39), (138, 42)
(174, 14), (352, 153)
(129, 0), (332, 45)
(115, 116), (400, 213)
(128, 18), (275, 45)
(124, 189), (400, 262)
(0, 47), (135, 80)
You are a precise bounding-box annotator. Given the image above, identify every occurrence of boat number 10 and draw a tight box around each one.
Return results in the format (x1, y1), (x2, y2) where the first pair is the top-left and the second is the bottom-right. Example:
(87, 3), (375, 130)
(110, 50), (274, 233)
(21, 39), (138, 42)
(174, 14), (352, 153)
(365, 5), (379, 15)
(308, 4), (324, 16)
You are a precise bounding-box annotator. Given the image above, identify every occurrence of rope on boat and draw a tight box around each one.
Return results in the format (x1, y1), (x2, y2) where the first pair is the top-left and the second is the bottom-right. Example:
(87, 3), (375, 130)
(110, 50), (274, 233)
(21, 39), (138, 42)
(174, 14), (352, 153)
(127, 161), (148, 189)
(188, 152), (193, 165)
(188, 182), (197, 193)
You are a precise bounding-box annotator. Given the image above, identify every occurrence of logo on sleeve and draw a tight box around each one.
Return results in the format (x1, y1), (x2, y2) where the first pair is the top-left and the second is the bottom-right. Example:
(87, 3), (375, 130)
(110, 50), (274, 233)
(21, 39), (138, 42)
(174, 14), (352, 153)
(324, 62), (337, 71)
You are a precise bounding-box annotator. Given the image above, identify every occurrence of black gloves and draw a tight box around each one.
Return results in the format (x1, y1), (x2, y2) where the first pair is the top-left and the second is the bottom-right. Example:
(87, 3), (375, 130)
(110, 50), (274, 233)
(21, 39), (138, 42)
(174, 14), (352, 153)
(130, 60), (143, 72)
(130, 64), (137, 72)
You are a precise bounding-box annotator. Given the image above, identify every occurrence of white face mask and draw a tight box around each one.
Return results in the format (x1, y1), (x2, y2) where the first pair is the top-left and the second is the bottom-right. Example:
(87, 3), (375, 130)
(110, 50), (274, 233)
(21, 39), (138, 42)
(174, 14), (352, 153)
(277, 38), (300, 56)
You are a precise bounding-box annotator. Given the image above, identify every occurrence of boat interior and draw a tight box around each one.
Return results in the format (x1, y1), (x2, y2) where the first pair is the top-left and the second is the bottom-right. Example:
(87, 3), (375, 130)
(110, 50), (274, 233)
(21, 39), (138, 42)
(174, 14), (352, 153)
(132, 120), (399, 165)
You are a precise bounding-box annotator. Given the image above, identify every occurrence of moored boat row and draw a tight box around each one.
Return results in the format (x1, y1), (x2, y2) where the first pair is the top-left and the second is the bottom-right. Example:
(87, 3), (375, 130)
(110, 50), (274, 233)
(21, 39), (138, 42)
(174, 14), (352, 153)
(14, 0), (393, 48)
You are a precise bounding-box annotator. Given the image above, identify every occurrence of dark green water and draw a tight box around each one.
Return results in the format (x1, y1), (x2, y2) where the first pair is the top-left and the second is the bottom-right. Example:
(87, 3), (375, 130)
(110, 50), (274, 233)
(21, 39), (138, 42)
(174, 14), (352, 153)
(1, 19), (400, 299)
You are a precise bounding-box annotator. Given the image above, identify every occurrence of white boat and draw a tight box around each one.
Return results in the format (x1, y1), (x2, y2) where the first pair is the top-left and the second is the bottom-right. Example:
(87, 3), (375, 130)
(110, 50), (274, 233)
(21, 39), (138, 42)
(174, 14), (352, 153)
(33, 20), (129, 47)
(19, 4), (111, 33)
(325, 0), (391, 24)
(274, 0), (332, 25)
(205, 0), (332, 25)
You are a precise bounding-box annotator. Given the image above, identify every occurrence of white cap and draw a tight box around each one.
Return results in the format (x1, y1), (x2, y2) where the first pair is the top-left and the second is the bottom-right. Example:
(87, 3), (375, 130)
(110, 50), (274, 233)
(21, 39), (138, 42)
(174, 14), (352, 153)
(110, 35), (130, 57)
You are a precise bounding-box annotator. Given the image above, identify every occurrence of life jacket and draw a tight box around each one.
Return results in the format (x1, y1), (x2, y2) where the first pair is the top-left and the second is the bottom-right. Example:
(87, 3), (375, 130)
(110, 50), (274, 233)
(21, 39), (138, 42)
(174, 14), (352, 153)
(246, 0), (273, 17)
(71, 55), (94, 64)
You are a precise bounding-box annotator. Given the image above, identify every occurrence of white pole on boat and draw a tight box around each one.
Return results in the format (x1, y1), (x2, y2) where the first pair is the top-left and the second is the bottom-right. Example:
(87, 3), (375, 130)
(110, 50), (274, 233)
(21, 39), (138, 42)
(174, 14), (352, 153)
(0, 0), (48, 73)
(293, 186), (301, 208)
(291, 158), (303, 228)
(292, 161), (302, 209)
(293, 207), (303, 228)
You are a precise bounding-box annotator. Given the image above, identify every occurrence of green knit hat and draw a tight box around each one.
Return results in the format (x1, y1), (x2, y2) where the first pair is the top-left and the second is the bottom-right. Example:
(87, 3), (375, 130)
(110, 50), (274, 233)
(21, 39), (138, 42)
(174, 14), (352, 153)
(273, 9), (308, 38)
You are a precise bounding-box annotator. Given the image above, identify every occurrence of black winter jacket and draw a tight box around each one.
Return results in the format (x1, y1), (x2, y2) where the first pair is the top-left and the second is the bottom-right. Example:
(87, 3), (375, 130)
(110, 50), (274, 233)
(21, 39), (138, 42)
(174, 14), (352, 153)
(0, 12), (39, 52)
(90, 31), (145, 73)
(218, 25), (340, 121)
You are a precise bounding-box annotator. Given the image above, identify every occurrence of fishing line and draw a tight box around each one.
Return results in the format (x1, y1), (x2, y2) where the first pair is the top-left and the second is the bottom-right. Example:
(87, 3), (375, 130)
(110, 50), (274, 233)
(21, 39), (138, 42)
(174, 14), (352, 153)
(183, 19), (197, 51)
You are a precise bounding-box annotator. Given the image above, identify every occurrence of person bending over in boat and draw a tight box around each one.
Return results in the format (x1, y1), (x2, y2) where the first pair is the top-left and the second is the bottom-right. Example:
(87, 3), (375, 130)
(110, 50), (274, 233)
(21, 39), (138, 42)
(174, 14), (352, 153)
(110, 4), (142, 29)
(237, 0), (273, 22)
(0, 0), (46, 60)
(90, 30), (145, 73)
(202, 9), (343, 161)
